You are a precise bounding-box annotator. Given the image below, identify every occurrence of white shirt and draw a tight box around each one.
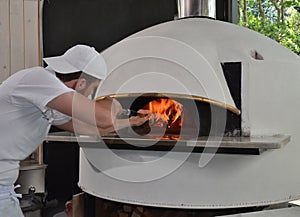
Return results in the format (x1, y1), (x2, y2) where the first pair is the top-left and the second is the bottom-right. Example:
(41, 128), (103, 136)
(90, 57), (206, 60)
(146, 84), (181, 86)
(0, 67), (74, 185)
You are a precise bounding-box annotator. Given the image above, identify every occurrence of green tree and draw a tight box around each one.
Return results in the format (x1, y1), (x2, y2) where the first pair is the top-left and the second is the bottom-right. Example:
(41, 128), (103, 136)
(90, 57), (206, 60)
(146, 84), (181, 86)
(238, 0), (300, 55)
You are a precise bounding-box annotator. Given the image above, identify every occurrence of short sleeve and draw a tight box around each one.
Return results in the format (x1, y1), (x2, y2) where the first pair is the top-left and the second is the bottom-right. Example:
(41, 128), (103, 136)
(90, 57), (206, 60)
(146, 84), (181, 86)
(11, 67), (74, 112)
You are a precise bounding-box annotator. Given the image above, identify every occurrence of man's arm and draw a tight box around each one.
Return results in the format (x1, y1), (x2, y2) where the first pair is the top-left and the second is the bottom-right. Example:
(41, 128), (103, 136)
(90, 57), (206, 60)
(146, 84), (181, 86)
(48, 92), (151, 133)
(47, 91), (115, 129)
(55, 111), (151, 136)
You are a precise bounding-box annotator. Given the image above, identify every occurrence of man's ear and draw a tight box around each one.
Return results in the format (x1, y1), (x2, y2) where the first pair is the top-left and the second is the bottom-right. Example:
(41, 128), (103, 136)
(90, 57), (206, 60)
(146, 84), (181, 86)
(75, 78), (86, 90)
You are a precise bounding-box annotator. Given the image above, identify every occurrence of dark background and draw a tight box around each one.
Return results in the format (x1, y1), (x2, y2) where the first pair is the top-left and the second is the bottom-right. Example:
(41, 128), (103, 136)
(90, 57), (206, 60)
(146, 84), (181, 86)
(42, 0), (234, 215)
(42, 0), (234, 57)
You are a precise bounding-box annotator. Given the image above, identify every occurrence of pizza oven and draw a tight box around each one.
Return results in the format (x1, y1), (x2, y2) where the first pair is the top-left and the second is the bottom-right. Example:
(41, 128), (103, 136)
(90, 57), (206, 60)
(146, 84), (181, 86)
(75, 15), (300, 213)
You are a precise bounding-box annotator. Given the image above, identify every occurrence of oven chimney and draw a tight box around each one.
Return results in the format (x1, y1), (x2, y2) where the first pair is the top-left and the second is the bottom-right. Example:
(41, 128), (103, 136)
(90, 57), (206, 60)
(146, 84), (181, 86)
(177, 0), (216, 19)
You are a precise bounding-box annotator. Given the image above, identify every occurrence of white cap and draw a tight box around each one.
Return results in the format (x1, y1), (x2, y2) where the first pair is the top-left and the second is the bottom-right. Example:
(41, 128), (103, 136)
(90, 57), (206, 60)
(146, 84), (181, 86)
(43, 44), (107, 80)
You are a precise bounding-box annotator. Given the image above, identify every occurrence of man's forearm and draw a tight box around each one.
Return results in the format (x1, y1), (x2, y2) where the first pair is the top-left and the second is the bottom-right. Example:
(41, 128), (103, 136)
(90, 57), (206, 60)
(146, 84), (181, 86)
(55, 118), (132, 136)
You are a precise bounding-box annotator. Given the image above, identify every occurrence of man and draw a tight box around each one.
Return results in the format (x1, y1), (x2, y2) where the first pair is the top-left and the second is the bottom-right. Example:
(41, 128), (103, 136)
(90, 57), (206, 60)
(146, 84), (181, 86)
(0, 44), (150, 217)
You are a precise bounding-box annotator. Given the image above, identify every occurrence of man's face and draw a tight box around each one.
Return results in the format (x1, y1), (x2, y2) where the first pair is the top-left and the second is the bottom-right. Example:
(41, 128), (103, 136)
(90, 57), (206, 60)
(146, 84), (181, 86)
(78, 79), (100, 99)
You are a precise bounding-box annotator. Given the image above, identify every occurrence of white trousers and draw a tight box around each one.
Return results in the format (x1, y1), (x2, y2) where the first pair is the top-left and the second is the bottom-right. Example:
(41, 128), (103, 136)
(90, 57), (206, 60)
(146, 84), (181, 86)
(0, 185), (23, 217)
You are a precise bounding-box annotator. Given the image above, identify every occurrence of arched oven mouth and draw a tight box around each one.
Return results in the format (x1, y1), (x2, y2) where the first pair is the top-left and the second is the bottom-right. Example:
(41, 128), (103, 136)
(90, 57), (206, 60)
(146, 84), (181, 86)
(96, 92), (241, 138)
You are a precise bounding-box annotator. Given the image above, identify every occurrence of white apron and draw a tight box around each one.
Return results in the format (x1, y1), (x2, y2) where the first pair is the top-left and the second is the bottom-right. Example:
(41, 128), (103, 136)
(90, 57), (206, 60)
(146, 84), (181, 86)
(0, 185), (23, 217)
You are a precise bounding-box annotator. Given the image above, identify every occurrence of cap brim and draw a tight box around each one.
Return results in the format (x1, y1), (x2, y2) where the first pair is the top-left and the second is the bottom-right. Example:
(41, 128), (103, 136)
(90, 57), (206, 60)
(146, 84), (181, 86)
(43, 56), (80, 74)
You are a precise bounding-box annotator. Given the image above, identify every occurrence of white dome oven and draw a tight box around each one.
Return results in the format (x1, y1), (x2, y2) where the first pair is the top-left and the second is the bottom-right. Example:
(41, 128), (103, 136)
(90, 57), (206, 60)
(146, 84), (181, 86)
(77, 17), (300, 212)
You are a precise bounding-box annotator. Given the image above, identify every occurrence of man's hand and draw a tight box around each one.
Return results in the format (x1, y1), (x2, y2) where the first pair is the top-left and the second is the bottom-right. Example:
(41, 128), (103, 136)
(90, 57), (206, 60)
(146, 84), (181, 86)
(129, 109), (153, 127)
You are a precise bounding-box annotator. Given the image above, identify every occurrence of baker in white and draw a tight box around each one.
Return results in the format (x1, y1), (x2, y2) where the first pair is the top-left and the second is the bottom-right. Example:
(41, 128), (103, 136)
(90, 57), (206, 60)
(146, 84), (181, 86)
(0, 44), (151, 217)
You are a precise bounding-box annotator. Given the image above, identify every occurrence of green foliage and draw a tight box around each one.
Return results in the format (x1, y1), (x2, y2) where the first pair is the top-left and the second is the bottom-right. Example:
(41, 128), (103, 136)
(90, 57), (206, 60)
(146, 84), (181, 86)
(238, 0), (300, 55)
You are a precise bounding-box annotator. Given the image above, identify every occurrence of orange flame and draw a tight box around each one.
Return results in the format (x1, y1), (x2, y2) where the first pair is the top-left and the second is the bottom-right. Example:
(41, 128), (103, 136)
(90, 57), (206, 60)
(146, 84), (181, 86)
(145, 99), (183, 128)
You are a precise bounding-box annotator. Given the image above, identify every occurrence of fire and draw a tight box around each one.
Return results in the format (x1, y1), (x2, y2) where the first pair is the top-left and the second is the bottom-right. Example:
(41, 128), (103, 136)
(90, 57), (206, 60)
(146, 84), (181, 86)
(145, 98), (183, 128)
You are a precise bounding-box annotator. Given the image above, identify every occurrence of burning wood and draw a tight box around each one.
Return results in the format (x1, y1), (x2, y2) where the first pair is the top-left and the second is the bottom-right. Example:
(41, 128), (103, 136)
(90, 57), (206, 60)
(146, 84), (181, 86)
(143, 98), (183, 128)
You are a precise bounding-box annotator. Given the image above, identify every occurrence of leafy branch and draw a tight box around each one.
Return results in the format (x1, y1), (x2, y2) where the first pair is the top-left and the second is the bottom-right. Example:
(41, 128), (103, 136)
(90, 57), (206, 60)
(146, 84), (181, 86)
(238, 0), (300, 55)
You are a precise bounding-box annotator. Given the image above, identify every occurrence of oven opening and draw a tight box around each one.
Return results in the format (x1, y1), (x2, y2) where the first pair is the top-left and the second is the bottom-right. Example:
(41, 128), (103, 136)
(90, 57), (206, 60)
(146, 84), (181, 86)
(102, 93), (240, 140)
